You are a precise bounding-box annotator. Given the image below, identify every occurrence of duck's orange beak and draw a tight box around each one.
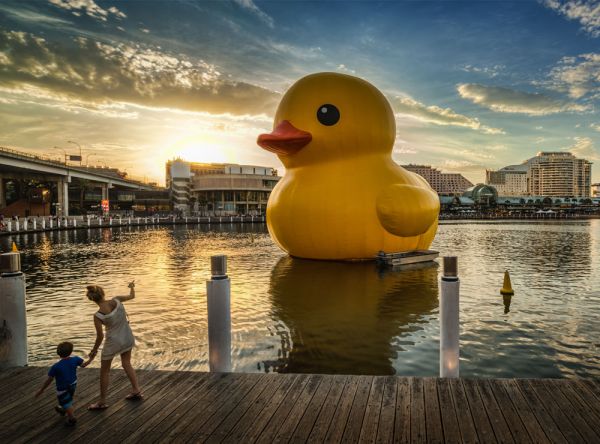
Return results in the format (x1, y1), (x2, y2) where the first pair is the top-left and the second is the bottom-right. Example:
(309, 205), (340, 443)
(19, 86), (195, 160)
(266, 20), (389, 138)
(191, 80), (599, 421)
(257, 120), (312, 156)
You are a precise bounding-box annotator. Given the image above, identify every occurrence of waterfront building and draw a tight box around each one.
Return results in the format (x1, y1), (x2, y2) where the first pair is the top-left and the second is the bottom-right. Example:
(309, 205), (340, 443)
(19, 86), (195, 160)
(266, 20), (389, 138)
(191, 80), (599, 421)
(488, 152), (592, 198)
(166, 159), (281, 215)
(402, 164), (473, 193)
(528, 152), (591, 197)
(485, 165), (528, 196)
(593, 183), (599, 198)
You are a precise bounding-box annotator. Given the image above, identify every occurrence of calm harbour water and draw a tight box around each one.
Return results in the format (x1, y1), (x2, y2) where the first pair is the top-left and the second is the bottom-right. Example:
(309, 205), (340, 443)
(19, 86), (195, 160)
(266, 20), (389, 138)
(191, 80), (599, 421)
(2, 220), (599, 378)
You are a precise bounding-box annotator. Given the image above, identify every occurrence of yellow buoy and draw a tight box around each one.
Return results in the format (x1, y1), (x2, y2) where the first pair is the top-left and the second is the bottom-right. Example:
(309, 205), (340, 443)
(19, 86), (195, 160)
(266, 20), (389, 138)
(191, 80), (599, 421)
(500, 270), (514, 295)
(11, 242), (18, 252)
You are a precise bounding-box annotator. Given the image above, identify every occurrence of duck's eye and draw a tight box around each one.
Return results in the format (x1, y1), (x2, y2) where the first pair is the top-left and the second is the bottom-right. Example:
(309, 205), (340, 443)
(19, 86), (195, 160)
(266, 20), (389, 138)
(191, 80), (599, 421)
(316, 104), (340, 126)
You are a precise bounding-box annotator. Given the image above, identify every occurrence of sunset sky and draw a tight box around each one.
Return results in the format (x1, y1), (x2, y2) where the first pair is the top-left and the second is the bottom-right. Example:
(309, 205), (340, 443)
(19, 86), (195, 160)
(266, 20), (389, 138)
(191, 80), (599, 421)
(1, 0), (599, 185)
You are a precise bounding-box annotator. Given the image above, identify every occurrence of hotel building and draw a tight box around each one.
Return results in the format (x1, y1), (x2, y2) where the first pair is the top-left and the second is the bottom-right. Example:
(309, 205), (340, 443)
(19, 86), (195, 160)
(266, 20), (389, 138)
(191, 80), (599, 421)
(166, 159), (281, 215)
(487, 152), (592, 198)
(485, 165), (528, 196)
(401, 165), (473, 193)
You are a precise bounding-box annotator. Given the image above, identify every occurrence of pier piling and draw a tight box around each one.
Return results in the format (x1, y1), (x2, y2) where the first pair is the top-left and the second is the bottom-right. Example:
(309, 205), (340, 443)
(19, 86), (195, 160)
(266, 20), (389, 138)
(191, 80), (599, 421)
(440, 256), (460, 378)
(0, 248), (27, 369)
(206, 255), (232, 372)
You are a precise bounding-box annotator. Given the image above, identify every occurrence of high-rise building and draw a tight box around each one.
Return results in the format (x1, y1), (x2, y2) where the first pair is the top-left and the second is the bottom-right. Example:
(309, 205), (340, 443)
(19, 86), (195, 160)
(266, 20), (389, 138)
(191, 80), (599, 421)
(593, 183), (600, 198)
(527, 152), (591, 197)
(487, 152), (592, 198)
(402, 165), (473, 193)
(485, 164), (528, 196)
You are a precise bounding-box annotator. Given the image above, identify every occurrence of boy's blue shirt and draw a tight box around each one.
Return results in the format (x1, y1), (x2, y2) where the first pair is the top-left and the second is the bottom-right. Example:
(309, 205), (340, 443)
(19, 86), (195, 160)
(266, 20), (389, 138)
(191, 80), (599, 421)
(48, 356), (84, 391)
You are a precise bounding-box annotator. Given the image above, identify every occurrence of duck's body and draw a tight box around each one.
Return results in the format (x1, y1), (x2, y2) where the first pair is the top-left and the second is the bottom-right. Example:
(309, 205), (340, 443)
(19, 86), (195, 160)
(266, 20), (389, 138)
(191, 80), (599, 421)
(258, 72), (439, 260)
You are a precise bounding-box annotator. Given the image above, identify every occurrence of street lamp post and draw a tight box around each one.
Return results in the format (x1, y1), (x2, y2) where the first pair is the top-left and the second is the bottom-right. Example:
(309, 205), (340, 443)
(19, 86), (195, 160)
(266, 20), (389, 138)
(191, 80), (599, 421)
(67, 140), (82, 166)
(85, 153), (96, 166)
(53, 146), (67, 164)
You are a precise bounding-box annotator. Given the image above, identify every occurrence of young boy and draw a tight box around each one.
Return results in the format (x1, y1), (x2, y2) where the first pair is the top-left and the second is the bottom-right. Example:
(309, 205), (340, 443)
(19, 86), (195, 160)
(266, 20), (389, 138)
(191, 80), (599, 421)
(35, 341), (87, 426)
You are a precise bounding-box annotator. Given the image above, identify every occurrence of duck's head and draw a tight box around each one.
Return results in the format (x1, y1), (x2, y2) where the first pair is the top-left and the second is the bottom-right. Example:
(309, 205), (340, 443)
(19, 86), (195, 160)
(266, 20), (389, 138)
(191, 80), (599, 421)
(258, 72), (396, 168)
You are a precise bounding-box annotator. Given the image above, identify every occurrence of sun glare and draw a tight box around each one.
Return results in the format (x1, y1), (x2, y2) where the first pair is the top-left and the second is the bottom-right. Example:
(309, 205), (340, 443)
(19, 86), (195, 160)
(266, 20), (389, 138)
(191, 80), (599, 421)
(167, 135), (232, 164)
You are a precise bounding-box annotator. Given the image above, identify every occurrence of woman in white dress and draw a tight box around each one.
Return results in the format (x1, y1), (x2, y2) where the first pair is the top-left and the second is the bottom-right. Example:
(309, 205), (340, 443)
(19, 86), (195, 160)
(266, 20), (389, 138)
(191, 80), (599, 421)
(85, 281), (142, 410)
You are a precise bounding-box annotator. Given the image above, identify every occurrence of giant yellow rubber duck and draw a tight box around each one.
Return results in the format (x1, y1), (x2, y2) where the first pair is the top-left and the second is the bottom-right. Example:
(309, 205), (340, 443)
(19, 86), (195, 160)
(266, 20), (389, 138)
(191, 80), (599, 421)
(257, 72), (439, 260)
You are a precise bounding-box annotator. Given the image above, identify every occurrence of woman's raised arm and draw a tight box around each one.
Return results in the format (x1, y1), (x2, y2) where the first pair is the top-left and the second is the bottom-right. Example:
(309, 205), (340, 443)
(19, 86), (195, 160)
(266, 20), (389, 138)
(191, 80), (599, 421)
(115, 281), (136, 302)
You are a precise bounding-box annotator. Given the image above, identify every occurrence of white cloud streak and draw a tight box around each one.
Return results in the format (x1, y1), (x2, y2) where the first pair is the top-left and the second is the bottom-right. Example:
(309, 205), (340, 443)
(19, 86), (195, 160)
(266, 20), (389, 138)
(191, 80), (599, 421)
(543, 0), (600, 38)
(48, 0), (126, 21)
(546, 53), (600, 99)
(391, 96), (505, 134)
(233, 0), (274, 28)
(457, 83), (590, 115)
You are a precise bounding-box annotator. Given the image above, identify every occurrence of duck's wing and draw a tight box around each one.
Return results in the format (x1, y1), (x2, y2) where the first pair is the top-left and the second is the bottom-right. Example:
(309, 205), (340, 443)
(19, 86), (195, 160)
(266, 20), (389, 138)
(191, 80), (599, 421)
(376, 184), (440, 237)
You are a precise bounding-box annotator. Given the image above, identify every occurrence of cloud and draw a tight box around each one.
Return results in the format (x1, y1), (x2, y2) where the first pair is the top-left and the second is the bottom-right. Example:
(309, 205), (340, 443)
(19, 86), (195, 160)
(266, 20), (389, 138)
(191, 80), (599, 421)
(591, 122), (600, 131)
(391, 97), (505, 134)
(393, 145), (418, 154)
(545, 53), (600, 99)
(457, 83), (590, 115)
(543, 0), (600, 38)
(48, 0), (126, 21)
(0, 30), (279, 117)
(336, 64), (356, 74)
(233, 0), (274, 28)
(565, 136), (599, 159)
(460, 64), (505, 78)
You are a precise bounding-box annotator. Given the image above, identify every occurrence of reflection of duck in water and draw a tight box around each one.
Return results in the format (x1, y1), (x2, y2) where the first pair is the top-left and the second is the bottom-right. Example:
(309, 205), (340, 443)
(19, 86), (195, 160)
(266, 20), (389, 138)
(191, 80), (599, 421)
(257, 72), (439, 260)
(267, 257), (439, 374)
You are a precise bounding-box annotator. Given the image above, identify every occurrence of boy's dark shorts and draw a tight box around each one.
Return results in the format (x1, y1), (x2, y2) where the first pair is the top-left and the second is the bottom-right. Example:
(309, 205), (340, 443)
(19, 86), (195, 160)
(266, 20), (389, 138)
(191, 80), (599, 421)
(56, 383), (77, 409)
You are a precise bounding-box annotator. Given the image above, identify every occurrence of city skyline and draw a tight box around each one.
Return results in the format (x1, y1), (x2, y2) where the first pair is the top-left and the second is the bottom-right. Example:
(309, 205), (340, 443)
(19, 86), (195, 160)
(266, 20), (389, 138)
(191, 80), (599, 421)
(1, 0), (599, 186)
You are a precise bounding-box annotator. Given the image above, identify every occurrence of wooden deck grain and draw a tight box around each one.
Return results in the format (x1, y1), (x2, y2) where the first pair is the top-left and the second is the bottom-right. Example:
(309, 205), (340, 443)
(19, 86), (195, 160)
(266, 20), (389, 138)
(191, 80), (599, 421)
(0, 368), (599, 443)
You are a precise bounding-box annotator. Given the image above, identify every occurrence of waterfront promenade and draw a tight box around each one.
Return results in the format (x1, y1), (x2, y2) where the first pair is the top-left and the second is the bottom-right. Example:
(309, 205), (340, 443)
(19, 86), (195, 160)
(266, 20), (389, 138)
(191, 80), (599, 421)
(1, 367), (599, 443)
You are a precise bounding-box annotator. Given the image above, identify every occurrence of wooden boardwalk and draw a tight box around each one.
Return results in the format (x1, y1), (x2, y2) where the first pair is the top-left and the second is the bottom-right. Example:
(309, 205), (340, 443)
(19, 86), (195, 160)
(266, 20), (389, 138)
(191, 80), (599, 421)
(1, 367), (599, 443)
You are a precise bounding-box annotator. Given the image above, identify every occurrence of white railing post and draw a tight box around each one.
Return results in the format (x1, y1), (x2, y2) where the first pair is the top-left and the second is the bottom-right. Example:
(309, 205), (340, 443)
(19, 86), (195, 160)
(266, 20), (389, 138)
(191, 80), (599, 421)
(0, 249), (27, 368)
(440, 256), (460, 378)
(206, 255), (231, 372)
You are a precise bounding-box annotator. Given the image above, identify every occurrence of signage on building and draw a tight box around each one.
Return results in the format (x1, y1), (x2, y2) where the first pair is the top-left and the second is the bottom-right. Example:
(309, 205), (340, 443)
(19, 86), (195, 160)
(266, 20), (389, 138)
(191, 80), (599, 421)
(101, 199), (109, 214)
(69, 155), (82, 161)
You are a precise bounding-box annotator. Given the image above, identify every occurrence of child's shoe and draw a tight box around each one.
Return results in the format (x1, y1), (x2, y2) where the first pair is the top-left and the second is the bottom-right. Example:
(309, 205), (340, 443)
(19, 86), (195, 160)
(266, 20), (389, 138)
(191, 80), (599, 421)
(65, 416), (77, 427)
(54, 406), (65, 416)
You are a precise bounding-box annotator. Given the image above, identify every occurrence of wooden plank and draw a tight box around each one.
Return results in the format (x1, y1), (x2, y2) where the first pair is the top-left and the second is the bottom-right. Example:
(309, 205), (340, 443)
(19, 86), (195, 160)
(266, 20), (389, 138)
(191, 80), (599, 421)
(447, 378), (478, 444)
(340, 375), (373, 444)
(145, 372), (236, 443)
(514, 380), (572, 444)
(306, 375), (348, 444)
(552, 380), (600, 440)
(394, 377), (411, 444)
(231, 374), (303, 443)
(475, 379), (516, 442)
(198, 374), (270, 443)
(85, 370), (193, 444)
(529, 379), (597, 443)
(322, 374), (361, 443)
(154, 373), (244, 442)
(410, 377), (426, 444)
(375, 376), (396, 444)
(437, 378), (462, 444)
(423, 378), (444, 444)
(272, 374), (326, 443)
(571, 380), (600, 421)
(254, 374), (311, 444)
(289, 375), (333, 443)
(486, 380), (532, 443)
(121, 372), (213, 443)
(461, 379), (497, 443)
(498, 379), (551, 444)
(358, 376), (384, 444)
(0, 367), (55, 419)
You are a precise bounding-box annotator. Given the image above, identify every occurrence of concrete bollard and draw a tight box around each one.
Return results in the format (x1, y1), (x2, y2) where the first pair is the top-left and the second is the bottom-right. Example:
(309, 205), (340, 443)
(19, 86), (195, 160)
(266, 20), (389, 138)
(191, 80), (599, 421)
(185, 217), (187, 224)
(73, 218), (77, 228)
(32, 219), (36, 230)
(0, 249), (27, 368)
(15, 220), (20, 231)
(6, 221), (11, 232)
(440, 256), (460, 378)
(206, 255), (232, 372)
(109, 217), (112, 226)
(49, 218), (53, 229)
(23, 219), (28, 231)
(41, 218), (45, 229)
(63, 218), (67, 228)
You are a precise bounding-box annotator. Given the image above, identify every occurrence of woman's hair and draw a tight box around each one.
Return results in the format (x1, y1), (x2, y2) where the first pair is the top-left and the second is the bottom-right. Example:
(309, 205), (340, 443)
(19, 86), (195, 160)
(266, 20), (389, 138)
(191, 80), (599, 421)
(86, 285), (105, 303)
